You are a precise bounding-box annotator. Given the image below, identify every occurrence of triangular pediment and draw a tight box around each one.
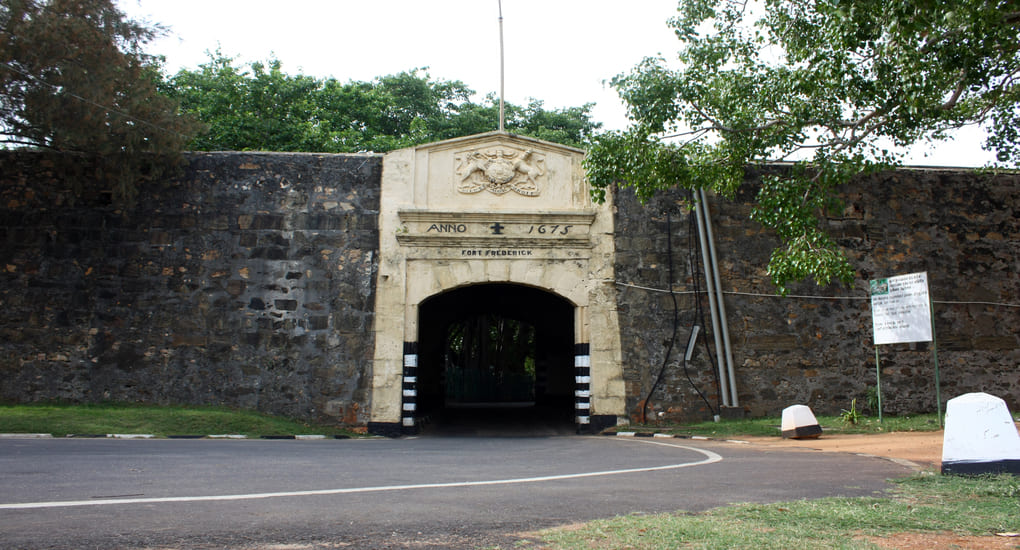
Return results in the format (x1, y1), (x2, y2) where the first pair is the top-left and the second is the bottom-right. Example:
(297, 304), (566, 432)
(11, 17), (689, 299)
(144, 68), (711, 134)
(410, 130), (585, 156)
(383, 131), (589, 213)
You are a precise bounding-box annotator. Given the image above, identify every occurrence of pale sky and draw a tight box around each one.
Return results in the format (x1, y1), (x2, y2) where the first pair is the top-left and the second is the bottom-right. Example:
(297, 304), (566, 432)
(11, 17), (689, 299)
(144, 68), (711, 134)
(119, 0), (995, 167)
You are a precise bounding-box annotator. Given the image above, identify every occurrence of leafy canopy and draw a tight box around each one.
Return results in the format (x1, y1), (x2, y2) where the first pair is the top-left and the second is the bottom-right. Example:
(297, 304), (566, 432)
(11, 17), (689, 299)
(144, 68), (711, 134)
(161, 53), (601, 152)
(586, 0), (1020, 292)
(0, 0), (201, 201)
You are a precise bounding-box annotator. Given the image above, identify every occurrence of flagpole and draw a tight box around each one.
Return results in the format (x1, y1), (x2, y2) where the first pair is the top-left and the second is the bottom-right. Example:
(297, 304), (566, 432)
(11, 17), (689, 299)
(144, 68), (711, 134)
(498, 0), (505, 132)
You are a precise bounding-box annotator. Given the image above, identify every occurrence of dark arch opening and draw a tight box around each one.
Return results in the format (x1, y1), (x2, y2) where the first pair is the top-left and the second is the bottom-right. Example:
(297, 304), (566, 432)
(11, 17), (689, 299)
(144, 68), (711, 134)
(417, 283), (576, 436)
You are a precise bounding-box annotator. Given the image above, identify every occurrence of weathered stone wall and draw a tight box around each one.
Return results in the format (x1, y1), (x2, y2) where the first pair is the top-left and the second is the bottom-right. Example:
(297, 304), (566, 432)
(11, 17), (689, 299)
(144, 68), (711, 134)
(0, 152), (381, 425)
(614, 167), (1020, 422)
(613, 190), (722, 423)
(2, 150), (1016, 425)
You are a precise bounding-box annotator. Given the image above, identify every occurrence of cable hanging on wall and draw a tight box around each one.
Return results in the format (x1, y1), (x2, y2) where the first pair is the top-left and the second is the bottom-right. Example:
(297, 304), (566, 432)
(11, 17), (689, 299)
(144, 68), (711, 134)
(686, 195), (722, 418)
(639, 202), (719, 424)
(639, 209), (680, 424)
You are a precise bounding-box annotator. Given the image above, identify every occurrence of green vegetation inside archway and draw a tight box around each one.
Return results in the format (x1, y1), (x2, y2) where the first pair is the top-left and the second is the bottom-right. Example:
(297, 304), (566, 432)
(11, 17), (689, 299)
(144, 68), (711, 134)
(444, 314), (536, 404)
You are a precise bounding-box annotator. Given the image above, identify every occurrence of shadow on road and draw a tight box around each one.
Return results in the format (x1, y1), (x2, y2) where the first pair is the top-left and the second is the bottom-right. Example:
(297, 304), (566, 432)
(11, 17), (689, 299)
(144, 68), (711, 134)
(419, 402), (577, 437)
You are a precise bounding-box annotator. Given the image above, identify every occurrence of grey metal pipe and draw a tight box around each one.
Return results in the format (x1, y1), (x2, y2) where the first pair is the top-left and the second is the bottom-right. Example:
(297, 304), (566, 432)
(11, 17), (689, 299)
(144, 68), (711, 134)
(698, 188), (739, 407)
(695, 192), (731, 408)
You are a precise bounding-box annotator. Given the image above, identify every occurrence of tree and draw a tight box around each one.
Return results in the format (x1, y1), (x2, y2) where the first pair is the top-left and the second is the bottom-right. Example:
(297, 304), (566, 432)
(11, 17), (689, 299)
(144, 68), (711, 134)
(161, 53), (346, 152)
(585, 0), (1020, 292)
(0, 0), (200, 201)
(431, 94), (599, 147)
(162, 54), (600, 152)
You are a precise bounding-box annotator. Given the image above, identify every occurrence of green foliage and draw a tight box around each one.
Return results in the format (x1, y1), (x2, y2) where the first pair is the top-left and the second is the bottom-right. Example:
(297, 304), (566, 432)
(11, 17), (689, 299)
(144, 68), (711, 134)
(839, 398), (861, 424)
(585, 0), (1020, 290)
(444, 315), (537, 402)
(865, 386), (881, 413)
(0, 0), (202, 203)
(161, 53), (600, 152)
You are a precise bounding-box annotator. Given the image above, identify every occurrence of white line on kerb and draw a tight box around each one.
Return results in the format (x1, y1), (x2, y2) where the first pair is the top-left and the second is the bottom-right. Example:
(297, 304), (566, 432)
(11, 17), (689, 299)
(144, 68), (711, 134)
(0, 442), (721, 510)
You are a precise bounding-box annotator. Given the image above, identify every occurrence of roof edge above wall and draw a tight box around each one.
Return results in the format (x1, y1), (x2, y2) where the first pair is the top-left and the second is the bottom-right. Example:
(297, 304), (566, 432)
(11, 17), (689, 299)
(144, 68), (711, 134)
(182, 150), (384, 158)
(753, 159), (1017, 174)
(399, 131), (586, 155)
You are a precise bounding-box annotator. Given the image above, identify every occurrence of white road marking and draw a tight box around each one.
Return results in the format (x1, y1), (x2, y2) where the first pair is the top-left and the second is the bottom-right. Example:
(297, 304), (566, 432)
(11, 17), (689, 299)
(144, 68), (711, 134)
(0, 442), (722, 510)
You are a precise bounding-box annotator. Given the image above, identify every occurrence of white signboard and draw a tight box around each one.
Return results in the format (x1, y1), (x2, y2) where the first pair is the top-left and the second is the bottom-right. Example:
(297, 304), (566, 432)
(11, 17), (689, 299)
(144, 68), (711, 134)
(870, 272), (933, 345)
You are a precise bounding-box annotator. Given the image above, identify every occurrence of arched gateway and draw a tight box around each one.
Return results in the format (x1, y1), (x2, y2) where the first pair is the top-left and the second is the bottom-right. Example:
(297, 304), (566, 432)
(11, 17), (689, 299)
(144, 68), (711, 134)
(368, 132), (624, 435)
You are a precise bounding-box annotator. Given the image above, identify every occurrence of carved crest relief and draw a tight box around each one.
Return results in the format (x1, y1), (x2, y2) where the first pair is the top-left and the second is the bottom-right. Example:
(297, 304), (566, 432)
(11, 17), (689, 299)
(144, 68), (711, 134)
(454, 147), (545, 196)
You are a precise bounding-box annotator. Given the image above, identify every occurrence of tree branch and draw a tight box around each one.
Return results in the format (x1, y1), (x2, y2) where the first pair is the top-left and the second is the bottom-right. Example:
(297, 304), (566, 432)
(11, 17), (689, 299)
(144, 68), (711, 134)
(0, 137), (49, 148)
(942, 69), (968, 110)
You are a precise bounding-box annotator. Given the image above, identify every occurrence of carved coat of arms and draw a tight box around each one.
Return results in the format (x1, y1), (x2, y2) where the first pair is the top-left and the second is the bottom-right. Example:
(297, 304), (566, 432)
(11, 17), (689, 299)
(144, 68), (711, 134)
(454, 147), (545, 196)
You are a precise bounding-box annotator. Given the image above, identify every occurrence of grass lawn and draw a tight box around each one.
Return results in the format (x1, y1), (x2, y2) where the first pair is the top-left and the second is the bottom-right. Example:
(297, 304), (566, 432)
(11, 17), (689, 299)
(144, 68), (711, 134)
(535, 473), (1020, 549)
(537, 412), (1020, 549)
(612, 413), (950, 438)
(0, 401), (361, 437)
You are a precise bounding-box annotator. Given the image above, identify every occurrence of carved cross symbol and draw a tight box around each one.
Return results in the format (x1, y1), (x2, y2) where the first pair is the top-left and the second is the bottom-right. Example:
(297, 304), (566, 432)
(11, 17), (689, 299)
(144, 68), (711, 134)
(489, 222), (505, 235)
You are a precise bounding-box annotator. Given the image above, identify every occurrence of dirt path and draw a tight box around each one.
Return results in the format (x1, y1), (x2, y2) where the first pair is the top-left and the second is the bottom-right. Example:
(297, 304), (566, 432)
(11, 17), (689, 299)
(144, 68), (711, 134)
(734, 421), (1020, 471)
(736, 430), (945, 469)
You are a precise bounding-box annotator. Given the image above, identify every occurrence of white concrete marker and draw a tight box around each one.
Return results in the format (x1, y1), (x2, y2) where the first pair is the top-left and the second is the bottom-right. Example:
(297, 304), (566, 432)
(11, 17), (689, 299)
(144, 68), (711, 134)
(941, 392), (1020, 475)
(781, 404), (822, 439)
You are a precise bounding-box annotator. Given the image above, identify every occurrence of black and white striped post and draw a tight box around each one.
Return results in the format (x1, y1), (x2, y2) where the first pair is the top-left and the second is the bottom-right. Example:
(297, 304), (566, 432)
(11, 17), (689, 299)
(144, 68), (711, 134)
(402, 341), (418, 434)
(574, 343), (591, 432)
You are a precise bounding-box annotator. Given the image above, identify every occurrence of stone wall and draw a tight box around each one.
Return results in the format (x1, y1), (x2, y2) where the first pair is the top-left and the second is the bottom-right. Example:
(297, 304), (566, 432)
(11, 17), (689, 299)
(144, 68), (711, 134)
(0, 152), (381, 425)
(2, 150), (1017, 426)
(614, 167), (1020, 422)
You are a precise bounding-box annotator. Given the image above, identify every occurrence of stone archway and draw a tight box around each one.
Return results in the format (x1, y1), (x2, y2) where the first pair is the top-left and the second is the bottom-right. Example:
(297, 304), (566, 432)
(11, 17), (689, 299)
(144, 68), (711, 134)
(415, 283), (575, 434)
(367, 132), (624, 437)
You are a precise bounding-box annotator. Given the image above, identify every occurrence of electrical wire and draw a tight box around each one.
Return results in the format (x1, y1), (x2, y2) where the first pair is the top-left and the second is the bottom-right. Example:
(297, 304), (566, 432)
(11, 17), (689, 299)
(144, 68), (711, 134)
(687, 196), (721, 416)
(614, 282), (699, 294)
(616, 282), (1020, 309)
(639, 203), (722, 424)
(640, 209), (680, 424)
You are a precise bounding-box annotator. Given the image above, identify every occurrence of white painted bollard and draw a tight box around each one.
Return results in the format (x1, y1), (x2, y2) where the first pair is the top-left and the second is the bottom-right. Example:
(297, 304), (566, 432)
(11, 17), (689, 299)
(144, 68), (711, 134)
(941, 392), (1020, 475)
(781, 404), (822, 439)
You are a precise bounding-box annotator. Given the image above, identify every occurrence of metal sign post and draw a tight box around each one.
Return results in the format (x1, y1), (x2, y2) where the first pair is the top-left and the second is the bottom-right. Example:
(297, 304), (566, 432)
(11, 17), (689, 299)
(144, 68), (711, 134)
(870, 272), (941, 425)
(930, 296), (942, 425)
(873, 346), (883, 422)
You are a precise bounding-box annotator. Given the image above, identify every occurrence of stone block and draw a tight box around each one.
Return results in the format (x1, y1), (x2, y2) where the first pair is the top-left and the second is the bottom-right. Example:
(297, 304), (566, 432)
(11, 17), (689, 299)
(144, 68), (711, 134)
(274, 299), (298, 312)
(781, 404), (822, 439)
(941, 392), (1020, 475)
(308, 316), (330, 331)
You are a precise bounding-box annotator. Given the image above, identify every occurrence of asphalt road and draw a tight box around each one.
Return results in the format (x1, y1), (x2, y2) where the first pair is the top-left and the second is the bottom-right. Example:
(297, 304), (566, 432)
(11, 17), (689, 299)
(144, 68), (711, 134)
(0, 436), (914, 549)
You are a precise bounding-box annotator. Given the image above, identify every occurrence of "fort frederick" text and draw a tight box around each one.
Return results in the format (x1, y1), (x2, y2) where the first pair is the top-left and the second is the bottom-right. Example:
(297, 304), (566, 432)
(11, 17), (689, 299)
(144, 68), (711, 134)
(460, 249), (534, 257)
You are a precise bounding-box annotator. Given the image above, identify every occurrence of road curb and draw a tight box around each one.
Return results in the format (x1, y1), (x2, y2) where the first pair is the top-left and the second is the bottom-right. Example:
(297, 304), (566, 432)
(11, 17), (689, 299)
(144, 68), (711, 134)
(610, 431), (751, 445)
